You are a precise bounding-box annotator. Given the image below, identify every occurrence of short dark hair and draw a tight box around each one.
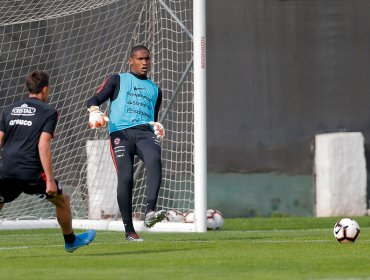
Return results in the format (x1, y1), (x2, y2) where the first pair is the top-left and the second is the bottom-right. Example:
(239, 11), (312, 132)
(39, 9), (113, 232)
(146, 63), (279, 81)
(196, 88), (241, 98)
(130, 45), (150, 57)
(26, 70), (49, 94)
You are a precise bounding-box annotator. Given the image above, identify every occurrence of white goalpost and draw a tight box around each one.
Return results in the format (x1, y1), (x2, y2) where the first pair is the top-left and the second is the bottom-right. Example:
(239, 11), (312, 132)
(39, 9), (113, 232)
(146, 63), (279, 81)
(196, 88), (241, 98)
(0, 0), (206, 232)
(193, 0), (207, 233)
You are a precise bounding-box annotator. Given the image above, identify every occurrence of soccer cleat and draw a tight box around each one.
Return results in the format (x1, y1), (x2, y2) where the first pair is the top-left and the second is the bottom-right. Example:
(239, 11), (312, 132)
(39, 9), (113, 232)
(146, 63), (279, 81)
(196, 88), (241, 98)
(144, 210), (166, 228)
(65, 229), (96, 253)
(125, 232), (144, 242)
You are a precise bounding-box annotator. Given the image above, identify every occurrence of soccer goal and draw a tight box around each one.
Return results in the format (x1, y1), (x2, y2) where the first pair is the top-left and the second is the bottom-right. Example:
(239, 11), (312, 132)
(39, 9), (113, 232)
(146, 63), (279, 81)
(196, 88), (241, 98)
(0, 0), (206, 232)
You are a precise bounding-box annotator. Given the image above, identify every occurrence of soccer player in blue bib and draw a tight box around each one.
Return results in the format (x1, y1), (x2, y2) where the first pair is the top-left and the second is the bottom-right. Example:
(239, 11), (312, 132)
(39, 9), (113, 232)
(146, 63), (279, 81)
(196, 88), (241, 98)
(87, 46), (166, 242)
(0, 70), (96, 252)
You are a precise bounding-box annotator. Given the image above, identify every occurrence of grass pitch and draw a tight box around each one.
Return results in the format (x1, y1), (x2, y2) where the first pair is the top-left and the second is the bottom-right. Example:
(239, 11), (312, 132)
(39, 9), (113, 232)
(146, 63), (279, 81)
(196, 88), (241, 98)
(1, 217), (370, 280)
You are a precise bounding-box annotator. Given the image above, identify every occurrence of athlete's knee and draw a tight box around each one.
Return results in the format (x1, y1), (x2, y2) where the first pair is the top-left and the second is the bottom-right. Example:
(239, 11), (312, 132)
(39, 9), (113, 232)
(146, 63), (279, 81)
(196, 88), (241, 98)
(145, 154), (162, 169)
(118, 172), (133, 188)
(61, 193), (71, 205)
(117, 182), (131, 199)
(48, 193), (71, 208)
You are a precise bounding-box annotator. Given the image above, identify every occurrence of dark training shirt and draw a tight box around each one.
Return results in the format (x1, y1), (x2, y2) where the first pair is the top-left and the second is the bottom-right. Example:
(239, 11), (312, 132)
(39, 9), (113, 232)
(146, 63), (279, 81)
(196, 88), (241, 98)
(0, 98), (58, 180)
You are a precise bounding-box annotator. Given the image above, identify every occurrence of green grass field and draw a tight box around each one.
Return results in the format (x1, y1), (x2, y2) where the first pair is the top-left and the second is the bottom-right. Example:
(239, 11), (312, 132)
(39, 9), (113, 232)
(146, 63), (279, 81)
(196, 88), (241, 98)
(1, 217), (370, 280)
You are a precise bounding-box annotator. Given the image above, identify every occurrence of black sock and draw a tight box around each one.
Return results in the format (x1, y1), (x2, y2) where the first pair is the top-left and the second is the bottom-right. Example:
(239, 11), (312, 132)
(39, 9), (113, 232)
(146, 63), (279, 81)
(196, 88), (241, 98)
(63, 232), (76, 244)
(145, 201), (156, 213)
(124, 221), (135, 233)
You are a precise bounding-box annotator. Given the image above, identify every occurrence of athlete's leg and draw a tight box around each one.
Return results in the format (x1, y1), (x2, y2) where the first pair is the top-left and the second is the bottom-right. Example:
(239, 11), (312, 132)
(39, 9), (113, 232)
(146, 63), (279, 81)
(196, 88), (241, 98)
(0, 177), (22, 212)
(45, 183), (96, 251)
(22, 177), (72, 235)
(48, 193), (73, 235)
(48, 193), (96, 252)
(136, 129), (162, 213)
(110, 130), (136, 234)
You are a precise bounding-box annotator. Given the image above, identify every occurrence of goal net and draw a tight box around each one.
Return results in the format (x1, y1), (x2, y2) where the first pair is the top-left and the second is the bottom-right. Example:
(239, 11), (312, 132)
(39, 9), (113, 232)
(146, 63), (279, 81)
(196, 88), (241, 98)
(0, 0), (199, 232)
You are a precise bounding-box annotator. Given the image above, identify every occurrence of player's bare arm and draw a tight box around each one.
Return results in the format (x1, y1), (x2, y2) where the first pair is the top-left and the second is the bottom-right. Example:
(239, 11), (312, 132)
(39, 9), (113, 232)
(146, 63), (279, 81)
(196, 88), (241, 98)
(0, 131), (4, 149)
(38, 132), (57, 196)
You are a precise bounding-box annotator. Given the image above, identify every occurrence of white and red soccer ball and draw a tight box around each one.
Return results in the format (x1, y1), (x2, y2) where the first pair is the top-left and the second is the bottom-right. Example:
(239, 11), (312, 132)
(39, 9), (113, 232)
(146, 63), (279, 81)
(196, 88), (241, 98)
(165, 209), (184, 223)
(181, 209), (224, 230)
(183, 211), (195, 223)
(333, 218), (360, 243)
(206, 209), (224, 230)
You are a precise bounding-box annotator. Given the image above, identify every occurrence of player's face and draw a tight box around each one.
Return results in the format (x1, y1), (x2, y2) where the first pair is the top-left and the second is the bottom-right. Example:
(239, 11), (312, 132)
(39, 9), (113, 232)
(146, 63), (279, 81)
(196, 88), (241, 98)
(129, 49), (151, 76)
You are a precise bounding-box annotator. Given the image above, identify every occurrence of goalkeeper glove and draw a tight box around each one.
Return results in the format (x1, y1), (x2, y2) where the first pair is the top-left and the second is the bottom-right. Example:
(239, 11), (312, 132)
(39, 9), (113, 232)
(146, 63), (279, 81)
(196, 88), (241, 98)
(149, 121), (165, 141)
(88, 106), (109, 129)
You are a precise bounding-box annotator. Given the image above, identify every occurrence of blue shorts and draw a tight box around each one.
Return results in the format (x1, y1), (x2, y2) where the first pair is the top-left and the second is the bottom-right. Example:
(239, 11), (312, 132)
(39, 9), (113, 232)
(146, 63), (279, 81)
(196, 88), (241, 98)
(0, 175), (62, 203)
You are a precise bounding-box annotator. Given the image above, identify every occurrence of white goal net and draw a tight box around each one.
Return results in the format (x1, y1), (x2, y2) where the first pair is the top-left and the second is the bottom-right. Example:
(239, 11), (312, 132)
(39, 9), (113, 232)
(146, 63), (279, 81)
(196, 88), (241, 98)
(0, 0), (197, 231)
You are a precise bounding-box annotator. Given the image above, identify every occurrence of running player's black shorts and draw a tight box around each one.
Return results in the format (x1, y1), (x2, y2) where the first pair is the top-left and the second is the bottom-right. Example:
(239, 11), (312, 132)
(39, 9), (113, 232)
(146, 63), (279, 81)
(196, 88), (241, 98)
(0, 175), (62, 203)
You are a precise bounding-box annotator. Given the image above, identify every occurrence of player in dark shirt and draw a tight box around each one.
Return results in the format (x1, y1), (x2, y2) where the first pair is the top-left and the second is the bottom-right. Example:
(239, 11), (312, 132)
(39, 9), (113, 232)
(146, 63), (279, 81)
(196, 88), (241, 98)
(0, 70), (95, 252)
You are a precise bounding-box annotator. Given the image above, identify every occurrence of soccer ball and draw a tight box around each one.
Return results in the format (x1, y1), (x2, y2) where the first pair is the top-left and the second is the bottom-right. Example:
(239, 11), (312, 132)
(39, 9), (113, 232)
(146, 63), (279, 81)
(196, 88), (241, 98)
(206, 209), (224, 230)
(165, 209), (184, 223)
(184, 211), (194, 223)
(333, 218), (360, 243)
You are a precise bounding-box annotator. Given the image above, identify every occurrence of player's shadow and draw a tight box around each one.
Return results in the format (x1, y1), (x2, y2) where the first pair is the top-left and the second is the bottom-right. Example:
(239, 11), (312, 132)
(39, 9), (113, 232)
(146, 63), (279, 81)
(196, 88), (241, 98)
(3, 247), (198, 260)
(81, 246), (199, 257)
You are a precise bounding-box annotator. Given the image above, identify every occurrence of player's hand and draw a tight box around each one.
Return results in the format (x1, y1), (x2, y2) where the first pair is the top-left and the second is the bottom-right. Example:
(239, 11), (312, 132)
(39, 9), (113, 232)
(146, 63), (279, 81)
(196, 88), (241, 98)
(149, 121), (165, 141)
(45, 180), (58, 197)
(88, 106), (109, 129)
